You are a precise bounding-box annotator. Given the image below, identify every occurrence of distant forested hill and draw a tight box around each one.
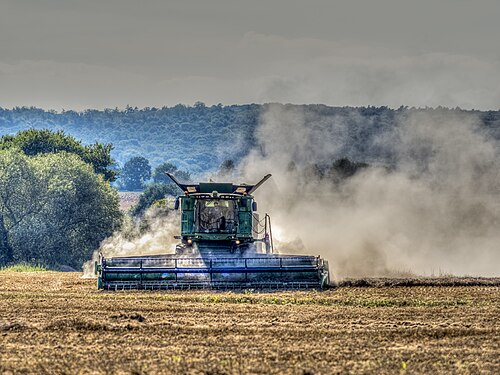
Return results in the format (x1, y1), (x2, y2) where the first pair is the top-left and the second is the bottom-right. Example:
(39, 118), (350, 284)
(1, 104), (499, 173)
(0, 103), (259, 173)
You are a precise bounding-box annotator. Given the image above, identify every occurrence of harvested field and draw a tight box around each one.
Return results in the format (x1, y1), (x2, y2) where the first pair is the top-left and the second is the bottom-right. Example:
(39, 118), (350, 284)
(0, 273), (498, 374)
(118, 192), (142, 211)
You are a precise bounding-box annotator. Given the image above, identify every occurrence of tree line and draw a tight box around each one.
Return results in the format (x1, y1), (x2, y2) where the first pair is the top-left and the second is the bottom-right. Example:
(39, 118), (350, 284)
(2, 104), (499, 177)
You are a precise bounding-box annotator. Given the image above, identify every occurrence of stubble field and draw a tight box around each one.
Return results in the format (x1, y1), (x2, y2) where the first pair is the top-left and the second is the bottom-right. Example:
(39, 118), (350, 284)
(0, 272), (498, 374)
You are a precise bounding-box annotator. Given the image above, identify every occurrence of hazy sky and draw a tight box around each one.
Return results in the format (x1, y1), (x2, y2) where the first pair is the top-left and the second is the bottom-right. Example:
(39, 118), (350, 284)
(1, 0), (499, 110)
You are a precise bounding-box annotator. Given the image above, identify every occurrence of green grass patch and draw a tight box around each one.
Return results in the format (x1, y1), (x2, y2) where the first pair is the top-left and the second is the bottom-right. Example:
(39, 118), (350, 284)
(0, 263), (48, 272)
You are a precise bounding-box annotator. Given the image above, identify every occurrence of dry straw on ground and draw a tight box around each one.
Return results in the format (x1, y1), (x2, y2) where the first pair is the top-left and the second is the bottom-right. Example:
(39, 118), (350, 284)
(0, 272), (498, 374)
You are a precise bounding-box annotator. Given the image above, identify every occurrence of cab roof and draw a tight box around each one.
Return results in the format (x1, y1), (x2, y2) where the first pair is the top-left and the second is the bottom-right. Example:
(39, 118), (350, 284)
(166, 173), (272, 196)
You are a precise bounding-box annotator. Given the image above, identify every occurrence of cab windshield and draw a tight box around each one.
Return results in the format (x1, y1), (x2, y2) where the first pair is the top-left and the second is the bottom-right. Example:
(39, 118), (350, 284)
(195, 199), (236, 233)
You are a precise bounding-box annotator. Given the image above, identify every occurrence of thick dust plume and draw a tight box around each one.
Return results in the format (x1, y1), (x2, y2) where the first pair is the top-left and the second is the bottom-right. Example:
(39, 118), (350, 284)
(240, 105), (500, 279)
(82, 208), (179, 277)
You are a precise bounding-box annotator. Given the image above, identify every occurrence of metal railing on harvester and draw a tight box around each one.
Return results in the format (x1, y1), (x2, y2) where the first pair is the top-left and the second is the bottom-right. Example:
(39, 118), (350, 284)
(98, 255), (330, 290)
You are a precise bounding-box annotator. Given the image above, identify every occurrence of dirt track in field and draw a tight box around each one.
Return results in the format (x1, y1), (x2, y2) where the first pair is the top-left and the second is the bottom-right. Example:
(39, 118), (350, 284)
(0, 273), (498, 374)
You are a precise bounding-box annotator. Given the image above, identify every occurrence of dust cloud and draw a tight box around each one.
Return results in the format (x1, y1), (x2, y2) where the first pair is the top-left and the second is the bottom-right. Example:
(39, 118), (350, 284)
(240, 105), (500, 279)
(84, 105), (500, 279)
(82, 208), (179, 277)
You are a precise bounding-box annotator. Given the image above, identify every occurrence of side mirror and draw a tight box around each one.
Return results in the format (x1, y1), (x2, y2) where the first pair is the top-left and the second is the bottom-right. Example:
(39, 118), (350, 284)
(252, 201), (257, 212)
(174, 197), (180, 210)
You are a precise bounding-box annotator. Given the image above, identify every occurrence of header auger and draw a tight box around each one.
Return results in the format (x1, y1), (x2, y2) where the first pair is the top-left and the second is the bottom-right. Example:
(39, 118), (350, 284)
(96, 173), (331, 290)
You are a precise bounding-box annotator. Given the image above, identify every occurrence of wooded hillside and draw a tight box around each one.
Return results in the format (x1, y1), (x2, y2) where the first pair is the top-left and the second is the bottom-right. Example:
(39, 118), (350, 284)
(1, 104), (499, 174)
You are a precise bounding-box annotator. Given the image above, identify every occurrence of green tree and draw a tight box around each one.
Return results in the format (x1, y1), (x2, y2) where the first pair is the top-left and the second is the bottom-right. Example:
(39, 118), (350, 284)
(0, 149), (122, 268)
(130, 183), (180, 217)
(0, 151), (41, 265)
(120, 156), (151, 190)
(0, 129), (117, 182)
(153, 162), (191, 184)
(152, 162), (178, 184)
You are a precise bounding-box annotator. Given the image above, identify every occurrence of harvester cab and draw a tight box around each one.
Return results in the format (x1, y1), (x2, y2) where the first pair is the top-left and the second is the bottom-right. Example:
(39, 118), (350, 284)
(169, 173), (274, 256)
(96, 174), (331, 290)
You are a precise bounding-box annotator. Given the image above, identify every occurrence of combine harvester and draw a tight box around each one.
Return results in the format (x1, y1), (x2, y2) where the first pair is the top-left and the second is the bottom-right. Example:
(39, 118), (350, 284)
(96, 174), (331, 290)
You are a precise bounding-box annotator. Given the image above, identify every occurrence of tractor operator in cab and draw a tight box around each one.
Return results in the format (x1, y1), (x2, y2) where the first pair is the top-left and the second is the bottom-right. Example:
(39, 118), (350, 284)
(198, 200), (234, 232)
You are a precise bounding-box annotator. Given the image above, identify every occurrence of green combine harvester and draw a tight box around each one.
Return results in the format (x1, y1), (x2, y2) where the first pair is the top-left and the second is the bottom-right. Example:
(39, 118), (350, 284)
(96, 173), (331, 290)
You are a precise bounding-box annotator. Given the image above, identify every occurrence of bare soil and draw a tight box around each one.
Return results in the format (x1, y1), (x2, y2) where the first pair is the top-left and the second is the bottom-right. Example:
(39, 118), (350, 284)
(0, 272), (498, 374)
